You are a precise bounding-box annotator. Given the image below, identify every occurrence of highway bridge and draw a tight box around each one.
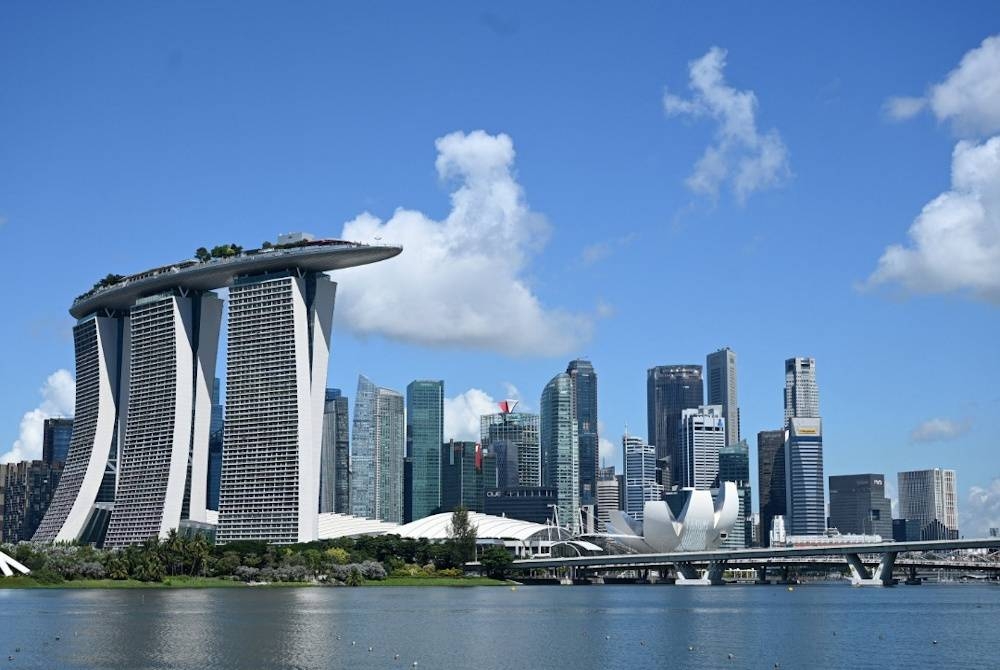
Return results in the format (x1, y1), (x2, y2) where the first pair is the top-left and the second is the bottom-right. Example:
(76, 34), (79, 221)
(506, 538), (1000, 587)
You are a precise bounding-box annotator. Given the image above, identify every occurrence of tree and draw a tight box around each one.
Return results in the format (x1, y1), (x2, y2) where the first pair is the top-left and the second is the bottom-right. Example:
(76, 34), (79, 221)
(479, 546), (513, 580)
(195, 247), (211, 262)
(261, 240), (273, 249)
(447, 506), (478, 566)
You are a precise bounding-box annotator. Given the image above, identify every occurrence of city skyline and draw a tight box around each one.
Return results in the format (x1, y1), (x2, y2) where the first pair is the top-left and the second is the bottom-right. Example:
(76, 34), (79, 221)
(2, 6), (999, 536)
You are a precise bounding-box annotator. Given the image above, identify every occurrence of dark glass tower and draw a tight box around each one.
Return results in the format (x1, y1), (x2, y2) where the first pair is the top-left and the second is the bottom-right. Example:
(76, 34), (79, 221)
(646, 365), (703, 487)
(718, 439), (752, 548)
(757, 428), (786, 546)
(42, 418), (74, 466)
(828, 473), (892, 538)
(406, 380), (444, 522)
(566, 359), (598, 510)
(207, 378), (223, 511)
(320, 388), (351, 514)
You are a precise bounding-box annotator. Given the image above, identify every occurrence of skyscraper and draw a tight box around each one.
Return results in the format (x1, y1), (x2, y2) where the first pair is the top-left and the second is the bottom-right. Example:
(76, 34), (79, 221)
(623, 435), (661, 521)
(784, 417), (825, 536)
(481, 406), (540, 489)
(898, 468), (959, 540)
(596, 466), (620, 532)
(42, 418), (74, 466)
(828, 474), (892, 538)
(706, 348), (739, 447)
(784, 357), (819, 423)
(207, 377), (223, 511)
(319, 388), (345, 514)
(0, 460), (63, 543)
(566, 359), (598, 512)
(104, 291), (223, 548)
(647, 365), (703, 487)
(217, 272), (335, 545)
(328, 390), (351, 514)
(350, 375), (405, 523)
(678, 405), (726, 490)
(440, 440), (496, 513)
(541, 373), (580, 533)
(757, 429), (786, 547)
(406, 380), (444, 522)
(718, 439), (752, 548)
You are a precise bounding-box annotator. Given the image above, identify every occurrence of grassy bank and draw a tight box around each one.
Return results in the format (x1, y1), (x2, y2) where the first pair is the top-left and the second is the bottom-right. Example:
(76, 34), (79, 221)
(366, 576), (508, 587)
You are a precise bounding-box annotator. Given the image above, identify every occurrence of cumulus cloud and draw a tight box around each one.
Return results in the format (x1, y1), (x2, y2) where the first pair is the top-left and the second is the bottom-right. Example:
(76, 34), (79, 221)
(886, 35), (1000, 135)
(909, 417), (972, 443)
(866, 137), (1000, 301)
(965, 479), (1000, 537)
(443, 388), (497, 442)
(334, 130), (592, 356)
(1, 369), (75, 464)
(664, 46), (790, 202)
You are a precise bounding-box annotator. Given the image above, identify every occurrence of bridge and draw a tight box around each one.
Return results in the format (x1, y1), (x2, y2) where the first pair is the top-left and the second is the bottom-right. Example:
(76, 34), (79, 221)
(505, 538), (1000, 587)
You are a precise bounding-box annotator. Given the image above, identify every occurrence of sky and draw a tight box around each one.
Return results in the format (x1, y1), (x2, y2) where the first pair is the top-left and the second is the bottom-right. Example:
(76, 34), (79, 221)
(1, 3), (999, 534)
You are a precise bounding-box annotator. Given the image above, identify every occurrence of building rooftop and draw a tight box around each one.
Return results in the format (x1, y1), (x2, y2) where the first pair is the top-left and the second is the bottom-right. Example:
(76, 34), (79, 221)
(71, 238), (401, 318)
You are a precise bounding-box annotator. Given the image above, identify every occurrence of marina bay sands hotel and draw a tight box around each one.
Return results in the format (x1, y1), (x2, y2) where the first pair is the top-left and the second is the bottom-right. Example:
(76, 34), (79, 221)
(32, 236), (400, 548)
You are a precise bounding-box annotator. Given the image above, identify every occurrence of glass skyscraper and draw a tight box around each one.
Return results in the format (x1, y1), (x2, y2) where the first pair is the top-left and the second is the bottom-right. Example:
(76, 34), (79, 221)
(828, 473), (892, 538)
(623, 435), (661, 522)
(566, 359), (598, 510)
(42, 418), (74, 466)
(541, 372), (580, 533)
(207, 378), (223, 511)
(784, 418), (825, 536)
(440, 440), (496, 513)
(706, 348), (739, 447)
(757, 428), (786, 546)
(350, 375), (405, 523)
(678, 405), (726, 490)
(898, 468), (959, 540)
(646, 365), (703, 488)
(784, 357), (819, 423)
(718, 439), (751, 548)
(481, 410), (540, 489)
(406, 380), (444, 522)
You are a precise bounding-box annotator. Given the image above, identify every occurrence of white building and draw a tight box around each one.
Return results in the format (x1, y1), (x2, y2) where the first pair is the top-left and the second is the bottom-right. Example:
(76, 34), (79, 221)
(350, 376), (405, 523)
(678, 405), (726, 490)
(596, 467), (620, 532)
(898, 468), (959, 539)
(623, 436), (661, 521)
(784, 357), (819, 423)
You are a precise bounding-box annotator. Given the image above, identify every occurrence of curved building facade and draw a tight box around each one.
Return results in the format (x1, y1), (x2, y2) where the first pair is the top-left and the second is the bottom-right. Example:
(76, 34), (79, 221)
(605, 483), (739, 553)
(34, 238), (400, 546)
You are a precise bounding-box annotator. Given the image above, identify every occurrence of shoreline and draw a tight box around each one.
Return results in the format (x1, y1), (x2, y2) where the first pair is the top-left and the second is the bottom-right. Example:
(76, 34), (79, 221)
(0, 575), (510, 589)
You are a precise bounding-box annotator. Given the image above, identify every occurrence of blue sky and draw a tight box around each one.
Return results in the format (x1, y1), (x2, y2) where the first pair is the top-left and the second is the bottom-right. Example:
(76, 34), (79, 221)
(2, 3), (999, 533)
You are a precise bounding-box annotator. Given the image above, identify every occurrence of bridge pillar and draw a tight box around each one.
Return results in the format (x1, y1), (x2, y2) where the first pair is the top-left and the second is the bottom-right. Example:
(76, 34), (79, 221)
(755, 565), (770, 585)
(846, 552), (898, 587)
(674, 561), (726, 586)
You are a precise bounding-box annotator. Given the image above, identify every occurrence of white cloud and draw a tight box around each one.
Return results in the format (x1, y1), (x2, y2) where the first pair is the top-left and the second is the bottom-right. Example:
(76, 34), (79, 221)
(885, 34), (1000, 136)
(1, 369), (75, 464)
(883, 96), (927, 121)
(334, 130), (592, 356)
(965, 479), (1000, 537)
(443, 388), (497, 442)
(664, 46), (790, 202)
(909, 417), (972, 443)
(597, 420), (619, 469)
(866, 136), (1000, 302)
(500, 382), (521, 403)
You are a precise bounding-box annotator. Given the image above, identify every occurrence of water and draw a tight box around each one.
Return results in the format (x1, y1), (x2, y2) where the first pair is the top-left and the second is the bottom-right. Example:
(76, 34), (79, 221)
(1, 584), (998, 669)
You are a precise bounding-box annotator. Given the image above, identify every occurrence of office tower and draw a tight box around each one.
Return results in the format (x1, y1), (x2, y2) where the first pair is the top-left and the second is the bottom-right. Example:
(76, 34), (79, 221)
(207, 378), (223, 511)
(784, 357), (819, 423)
(34, 239), (399, 546)
(623, 435), (662, 521)
(784, 418), (825, 536)
(647, 365), (703, 487)
(706, 348), (739, 447)
(440, 440), (496, 513)
(893, 518), (921, 542)
(828, 474), (893, 538)
(217, 272), (335, 545)
(898, 469), (959, 540)
(480, 406), (540, 489)
(678, 405), (726, 490)
(350, 376), (405, 523)
(325, 390), (351, 514)
(42, 418), (74, 466)
(402, 457), (414, 523)
(757, 429), (786, 547)
(406, 380), (444, 522)
(319, 388), (341, 514)
(596, 466), (620, 532)
(0, 460), (64, 543)
(483, 487), (559, 524)
(33, 314), (128, 543)
(718, 439), (752, 548)
(541, 372), (580, 534)
(566, 359), (599, 510)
